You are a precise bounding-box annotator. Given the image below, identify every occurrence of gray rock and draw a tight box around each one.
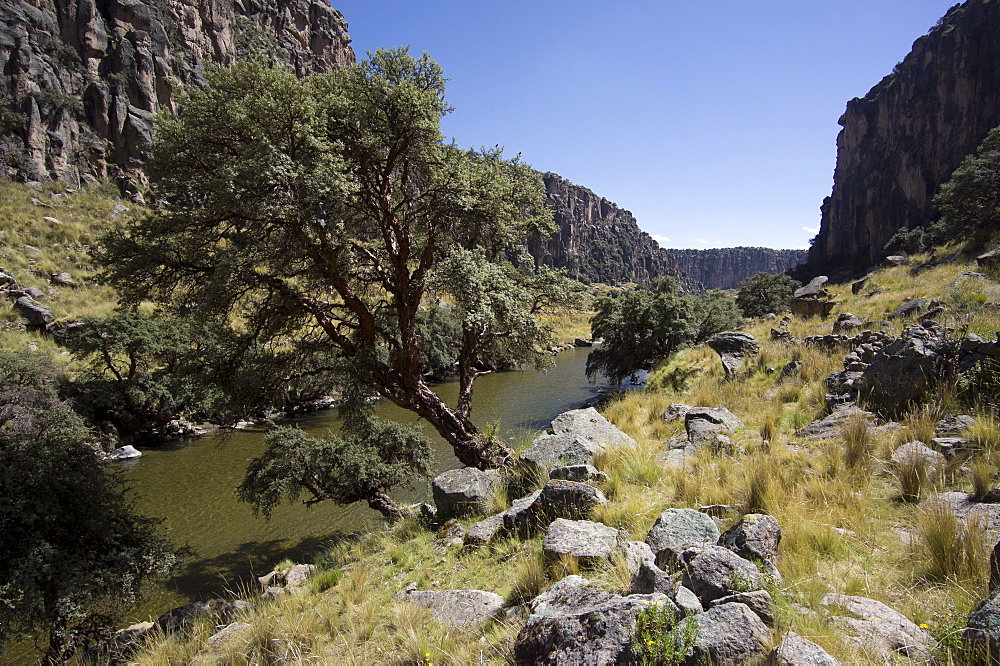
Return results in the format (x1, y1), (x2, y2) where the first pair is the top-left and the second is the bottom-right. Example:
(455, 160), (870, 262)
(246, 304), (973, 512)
(432, 467), (499, 517)
(463, 513), (505, 550)
(397, 588), (504, 628)
(706, 332), (760, 377)
(930, 437), (971, 458)
(967, 586), (1000, 660)
(629, 559), (674, 595)
(207, 622), (252, 648)
(21, 287), (45, 300)
(779, 360), (803, 379)
(551, 407), (637, 447)
(549, 464), (608, 483)
(662, 403), (693, 422)
(710, 590), (774, 625)
(768, 631), (841, 665)
(515, 575), (673, 665)
(542, 518), (624, 561)
(888, 297), (928, 320)
(851, 275), (872, 295)
(538, 479), (608, 522)
(890, 441), (945, 481)
(520, 407), (634, 473)
(50, 271), (73, 286)
(821, 593), (933, 661)
(155, 598), (246, 633)
(503, 489), (544, 539)
(922, 492), (1000, 532)
(680, 545), (763, 604)
(790, 297), (836, 318)
(681, 602), (770, 664)
(674, 585), (703, 616)
(718, 513), (781, 567)
(619, 540), (656, 577)
(794, 276), (829, 299)
(573, 337), (592, 347)
(104, 445), (141, 460)
(645, 508), (720, 570)
(14, 296), (54, 328)
(657, 447), (693, 470)
(884, 255), (909, 267)
(685, 406), (744, 433)
(857, 334), (946, 413)
(794, 405), (874, 441)
(832, 312), (863, 333)
(936, 415), (976, 436)
(685, 407), (744, 450)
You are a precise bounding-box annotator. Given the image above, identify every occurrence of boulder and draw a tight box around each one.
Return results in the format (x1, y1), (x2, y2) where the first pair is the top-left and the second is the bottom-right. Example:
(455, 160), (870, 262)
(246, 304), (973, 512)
(514, 575), (672, 665)
(14, 296), (54, 328)
(645, 508), (720, 570)
(542, 518), (624, 561)
(794, 405), (874, 441)
(857, 334), (947, 414)
(503, 489), (545, 539)
(661, 403), (693, 423)
(821, 593), (934, 661)
(396, 588), (504, 628)
(685, 407), (744, 450)
(520, 407), (635, 473)
(706, 332), (760, 377)
(779, 360), (802, 379)
(619, 540), (656, 577)
(50, 271), (74, 286)
(628, 559), (674, 596)
(718, 513), (781, 567)
(104, 445), (141, 460)
(431, 467), (499, 517)
(538, 479), (608, 522)
(768, 631), (841, 665)
(207, 622), (252, 649)
(851, 275), (872, 295)
(794, 276), (829, 298)
(890, 441), (945, 482)
(551, 407), (637, 448)
(155, 598), (248, 634)
(679, 545), (763, 604)
(888, 297), (927, 319)
(922, 492), (1000, 532)
(674, 585), (703, 617)
(463, 513), (505, 549)
(936, 415), (976, 436)
(710, 590), (774, 625)
(680, 602), (770, 664)
(967, 586), (1000, 660)
(832, 312), (863, 333)
(573, 337), (592, 347)
(549, 464), (608, 483)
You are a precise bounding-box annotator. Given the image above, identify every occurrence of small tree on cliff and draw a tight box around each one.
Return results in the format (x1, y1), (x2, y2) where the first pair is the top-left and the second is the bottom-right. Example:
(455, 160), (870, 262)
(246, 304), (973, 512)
(98, 50), (558, 469)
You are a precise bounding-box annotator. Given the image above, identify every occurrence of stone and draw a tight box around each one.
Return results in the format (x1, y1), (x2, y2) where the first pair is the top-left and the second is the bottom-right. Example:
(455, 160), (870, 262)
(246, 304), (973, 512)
(572, 337), (592, 347)
(661, 403), (693, 422)
(922, 492), (1000, 532)
(706, 331), (760, 377)
(550, 407), (637, 448)
(537, 479), (608, 522)
(890, 441), (945, 481)
(790, 297), (837, 318)
(684, 407), (744, 449)
(542, 518), (624, 561)
(680, 602), (770, 664)
(884, 255), (908, 267)
(710, 590), (774, 625)
(155, 598), (246, 634)
(549, 464), (608, 483)
(768, 631), (841, 665)
(514, 575), (672, 665)
(463, 513), (505, 549)
(434, 519), (466, 552)
(104, 445), (141, 460)
(503, 489), (544, 539)
(779, 360), (803, 379)
(674, 585), (703, 616)
(619, 540), (656, 577)
(794, 275), (829, 298)
(628, 559), (674, 595)
(888, 297), (928, 319)
(49, 271), (73, 286)
(396, 588), (504, 628)
(832, 312), (863, 333)
(794, 404), (874, 440)
(851, 275), (872, 295)
(519, 432), (603, 473)
(930, 437), (970, 458)
(431, 467), (499, 517)
(680, 545), (763, 604)
(718, 513), (781, 566)
(821, 593), (934, 661)
(967, 586), (1000, 660)
(14, 296), (54, 328)
(936, 414), (976, 436)
(207, 622), (252, 649)
(645, 508), (720, 570)
(857, 334), (947, 414)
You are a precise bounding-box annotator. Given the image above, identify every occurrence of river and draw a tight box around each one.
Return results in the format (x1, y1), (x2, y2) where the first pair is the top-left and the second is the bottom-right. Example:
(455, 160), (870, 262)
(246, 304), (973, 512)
(119, 346), (607, 622)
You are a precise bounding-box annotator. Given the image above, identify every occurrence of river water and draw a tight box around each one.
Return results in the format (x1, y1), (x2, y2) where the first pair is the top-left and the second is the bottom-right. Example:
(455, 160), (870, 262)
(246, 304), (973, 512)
(120, 346), (606, 622)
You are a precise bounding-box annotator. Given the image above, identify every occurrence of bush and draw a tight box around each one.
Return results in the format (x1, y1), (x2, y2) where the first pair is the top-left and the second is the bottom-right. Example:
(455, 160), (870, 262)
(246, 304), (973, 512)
(634, 603), (697, 665)
(735, 272), (800, 318)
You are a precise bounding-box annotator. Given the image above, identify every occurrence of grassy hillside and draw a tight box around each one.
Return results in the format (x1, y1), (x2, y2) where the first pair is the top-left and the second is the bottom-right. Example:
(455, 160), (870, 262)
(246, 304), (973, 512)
(125, 249), (1000, 664)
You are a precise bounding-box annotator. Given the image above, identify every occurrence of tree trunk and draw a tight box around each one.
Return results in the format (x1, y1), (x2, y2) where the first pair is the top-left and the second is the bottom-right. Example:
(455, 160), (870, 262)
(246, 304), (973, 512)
(366, 489), (413, 523)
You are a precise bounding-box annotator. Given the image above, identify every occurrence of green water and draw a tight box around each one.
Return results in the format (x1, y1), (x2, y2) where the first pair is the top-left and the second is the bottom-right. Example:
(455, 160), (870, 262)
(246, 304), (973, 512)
(120, 347), (605, 622)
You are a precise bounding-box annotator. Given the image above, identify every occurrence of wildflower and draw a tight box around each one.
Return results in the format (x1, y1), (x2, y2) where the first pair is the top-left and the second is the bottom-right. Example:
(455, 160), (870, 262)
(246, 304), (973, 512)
(919, 623), (929, 628)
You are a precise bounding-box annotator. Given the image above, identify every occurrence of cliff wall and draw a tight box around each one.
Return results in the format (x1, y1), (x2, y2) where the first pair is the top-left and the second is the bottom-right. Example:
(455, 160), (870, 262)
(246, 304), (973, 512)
(668, 248), (807, 290)
(805, 0), (1000, 274)
(0, 0), (353, 186)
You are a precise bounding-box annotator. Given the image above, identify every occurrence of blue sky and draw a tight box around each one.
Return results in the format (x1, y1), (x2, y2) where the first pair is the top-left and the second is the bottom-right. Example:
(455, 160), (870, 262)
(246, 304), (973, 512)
(333, 1), (959, 249)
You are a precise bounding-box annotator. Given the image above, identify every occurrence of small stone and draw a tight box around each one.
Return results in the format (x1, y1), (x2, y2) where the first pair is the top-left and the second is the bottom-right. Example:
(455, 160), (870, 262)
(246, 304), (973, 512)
(645, 508), (720, 570)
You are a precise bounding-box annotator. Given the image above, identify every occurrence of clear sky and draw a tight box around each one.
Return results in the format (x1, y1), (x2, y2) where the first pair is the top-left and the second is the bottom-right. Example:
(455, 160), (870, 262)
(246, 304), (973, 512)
(332, 1), (959, 250)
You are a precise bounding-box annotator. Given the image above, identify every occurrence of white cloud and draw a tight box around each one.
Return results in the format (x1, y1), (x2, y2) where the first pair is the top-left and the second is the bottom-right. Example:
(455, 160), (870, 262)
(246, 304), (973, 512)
(695, 238), (711, 245)
(650, 233), (671, 247)
(802, 225), (819, 234)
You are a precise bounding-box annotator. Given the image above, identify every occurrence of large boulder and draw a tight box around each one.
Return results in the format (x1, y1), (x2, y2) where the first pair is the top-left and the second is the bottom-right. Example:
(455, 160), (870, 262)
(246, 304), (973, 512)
(629, 559), (675, 596)
(794, 276), (829, 298)
(13, 295), (54, 328)
(684, 407), (744, 450)
(395, 588), (504, 628)
(790, 297), (836, 318)
(768, 631), (841, 665)
(519, 408), (636, 474)
(679, 602), (770, 664)
(538, 479), (608, 522)
(794, 405), (874, 441)
(718, 513), (781, 570)
(542, 518), (625, 562)
(680, 546), (763, 604)
(514, 575), (672, 665)
(549, 463), (608, 483)
(431, 467), (499, 517)
(967, 586), (1000, 660)
(888, 297), (928, 320)
(709, 590), (774, 626)
(890, 441), (945, 482)
(857, 331), (948, 414)
(832, 312), (863, 333)
(645, 508), (720, 570)
(821, 593), (934, 662)
(706, 332), (760, 377)
(502, 489), (545, 540)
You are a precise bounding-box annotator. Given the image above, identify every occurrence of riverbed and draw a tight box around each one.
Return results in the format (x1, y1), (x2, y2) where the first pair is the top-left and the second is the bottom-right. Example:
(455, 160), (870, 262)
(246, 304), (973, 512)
(121, 346), (608, 622)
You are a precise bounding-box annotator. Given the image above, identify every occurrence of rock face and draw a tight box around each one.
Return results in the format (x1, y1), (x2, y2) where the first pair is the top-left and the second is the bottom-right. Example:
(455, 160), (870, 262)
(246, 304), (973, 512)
(803, 0), (1000, 274)
(668, 248), (807, 290)
(0, 0), (354, 184)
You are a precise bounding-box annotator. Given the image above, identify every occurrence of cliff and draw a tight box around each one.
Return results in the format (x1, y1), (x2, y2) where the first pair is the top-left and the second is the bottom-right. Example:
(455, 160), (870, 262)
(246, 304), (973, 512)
(0, 0), (353, 187)
(668, 248), (807, 290)
(804, 0), (1000, 275)
(528, 173), (682, 286)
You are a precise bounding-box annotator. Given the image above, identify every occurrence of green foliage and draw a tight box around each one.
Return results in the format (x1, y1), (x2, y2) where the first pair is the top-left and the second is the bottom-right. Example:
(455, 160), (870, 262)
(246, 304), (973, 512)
(688, 289), (744, 343)
(0, 351), (177, 662)
(633, 603), (697, 665)
(237, 408), (430, 522)
(587, 278), (694, 385)
(98, 49), (557, 468)
(934, 124), (1000, 248)
(735, 271), (801, 318)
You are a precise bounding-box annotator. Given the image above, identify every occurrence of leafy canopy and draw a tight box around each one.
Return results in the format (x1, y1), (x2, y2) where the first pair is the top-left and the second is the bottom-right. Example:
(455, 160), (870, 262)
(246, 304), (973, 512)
(735, 272), (800, 318)
(98, 49), (558, 469)
(934, 123), (1000, 248)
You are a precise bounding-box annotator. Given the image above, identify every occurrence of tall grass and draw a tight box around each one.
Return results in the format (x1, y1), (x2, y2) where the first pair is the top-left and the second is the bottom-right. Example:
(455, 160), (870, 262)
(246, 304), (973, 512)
(915, 505), (989, 589)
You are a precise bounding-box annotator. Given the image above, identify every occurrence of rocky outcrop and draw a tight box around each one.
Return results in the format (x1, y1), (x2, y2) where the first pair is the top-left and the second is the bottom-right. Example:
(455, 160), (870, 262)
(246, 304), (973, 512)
(803, 0), (1000, 274)
(669, 247), (807, 290)
(0, 0), (354, 184)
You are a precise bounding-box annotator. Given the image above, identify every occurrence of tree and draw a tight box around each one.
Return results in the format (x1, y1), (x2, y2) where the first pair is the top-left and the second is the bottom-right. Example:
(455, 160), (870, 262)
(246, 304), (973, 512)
(237, 408), (430, 522)
(0, 351), (177, 663)
(98, 50), (557, 469)
(586, 278), (695, 385)
(735, 272), (801, 318)
(934, 124), (1000, 247)
(688, 289), (744, 343)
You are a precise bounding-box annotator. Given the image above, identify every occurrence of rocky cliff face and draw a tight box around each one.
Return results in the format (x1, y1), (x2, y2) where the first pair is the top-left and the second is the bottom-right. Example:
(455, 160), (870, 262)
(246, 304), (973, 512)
(528, 173), (682, 286)
(804, 0), (1000, 274)
(0, 0), (353, 187)
(668, 248), (807, 290)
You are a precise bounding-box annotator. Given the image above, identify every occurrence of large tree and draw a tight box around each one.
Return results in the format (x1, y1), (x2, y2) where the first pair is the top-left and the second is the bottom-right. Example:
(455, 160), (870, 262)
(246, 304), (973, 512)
(0, 352), (177, 663)
(934, 123), (1000, 247)
(99, 50), (558, 469)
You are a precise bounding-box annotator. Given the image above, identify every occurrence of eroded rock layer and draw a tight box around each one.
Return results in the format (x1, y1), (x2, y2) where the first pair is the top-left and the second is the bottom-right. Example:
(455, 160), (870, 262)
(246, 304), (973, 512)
(669, 248), (807, 290)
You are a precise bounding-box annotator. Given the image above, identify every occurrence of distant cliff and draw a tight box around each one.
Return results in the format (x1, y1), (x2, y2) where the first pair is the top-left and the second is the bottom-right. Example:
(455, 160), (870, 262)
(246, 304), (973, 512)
(668, 248), (807, 290)
(803, 0), (1000, 275)
(0, 0), (353, 187)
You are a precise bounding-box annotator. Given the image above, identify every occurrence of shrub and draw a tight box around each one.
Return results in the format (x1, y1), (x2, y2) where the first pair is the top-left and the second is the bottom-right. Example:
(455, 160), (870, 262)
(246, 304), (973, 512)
(634, 603), (697, 665)
(735, 272), (801, 318)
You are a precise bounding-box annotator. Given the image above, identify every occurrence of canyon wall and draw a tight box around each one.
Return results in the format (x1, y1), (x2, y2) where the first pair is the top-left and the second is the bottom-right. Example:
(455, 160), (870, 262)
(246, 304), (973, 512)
(804, 0), (1000, 275)
(0, 0), (353, 187)
(668, 248), (807, 290)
